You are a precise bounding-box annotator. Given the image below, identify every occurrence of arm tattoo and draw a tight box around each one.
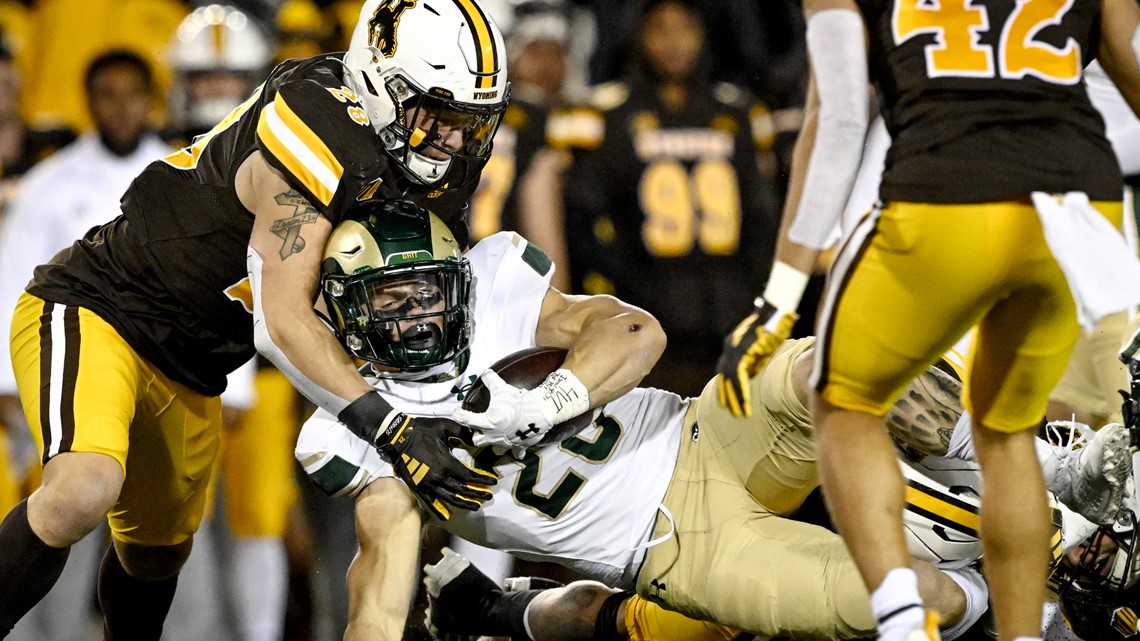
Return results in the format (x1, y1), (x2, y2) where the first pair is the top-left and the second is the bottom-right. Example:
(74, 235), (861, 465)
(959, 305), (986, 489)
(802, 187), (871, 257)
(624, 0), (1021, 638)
(885, 367), (963, 458)
(270, 190), (321, 260)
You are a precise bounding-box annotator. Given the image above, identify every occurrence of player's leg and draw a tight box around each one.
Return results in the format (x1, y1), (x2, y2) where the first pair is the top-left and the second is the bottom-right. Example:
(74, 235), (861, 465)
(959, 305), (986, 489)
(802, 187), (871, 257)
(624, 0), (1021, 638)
(222, 365), (299, 641)
(99, 359), (222, 640)
(0, 295), (133, 635)
(811, 203), (997, 640)
(1047, 310), (1130, 427)
(963, 209), (1100, 641)
(694, 337), (821, 516)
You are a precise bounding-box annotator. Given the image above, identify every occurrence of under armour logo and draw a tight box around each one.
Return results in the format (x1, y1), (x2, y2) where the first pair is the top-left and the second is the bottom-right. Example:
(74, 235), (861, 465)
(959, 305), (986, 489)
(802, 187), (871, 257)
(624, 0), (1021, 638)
(649, 579), (667, 599)
(513, 424), (542, 440)
(451, 375), (478, 401)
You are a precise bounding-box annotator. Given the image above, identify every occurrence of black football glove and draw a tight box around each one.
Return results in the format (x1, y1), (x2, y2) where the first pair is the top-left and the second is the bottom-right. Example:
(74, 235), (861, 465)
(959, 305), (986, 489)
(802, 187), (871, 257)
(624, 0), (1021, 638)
(716, 297), (798, 418)
(340, 393), (496, 520)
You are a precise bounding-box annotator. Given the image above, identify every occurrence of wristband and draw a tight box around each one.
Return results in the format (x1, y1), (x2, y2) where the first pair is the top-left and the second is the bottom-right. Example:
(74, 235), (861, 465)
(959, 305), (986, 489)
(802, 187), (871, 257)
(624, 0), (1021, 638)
(531, 369), (591, 425)
(761, 261), (811, 311)
(338, 392), (399, 443)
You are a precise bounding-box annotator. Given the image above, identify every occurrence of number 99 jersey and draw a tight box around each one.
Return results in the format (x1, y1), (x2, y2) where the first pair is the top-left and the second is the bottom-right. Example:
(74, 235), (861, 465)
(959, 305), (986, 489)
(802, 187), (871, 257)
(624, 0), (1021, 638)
(548, 79), (780, 352)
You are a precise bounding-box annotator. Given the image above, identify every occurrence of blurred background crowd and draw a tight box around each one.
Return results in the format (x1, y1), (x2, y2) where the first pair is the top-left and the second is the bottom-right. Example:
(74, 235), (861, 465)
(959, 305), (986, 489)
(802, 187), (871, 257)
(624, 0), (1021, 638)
(0, 0), (1132, 640)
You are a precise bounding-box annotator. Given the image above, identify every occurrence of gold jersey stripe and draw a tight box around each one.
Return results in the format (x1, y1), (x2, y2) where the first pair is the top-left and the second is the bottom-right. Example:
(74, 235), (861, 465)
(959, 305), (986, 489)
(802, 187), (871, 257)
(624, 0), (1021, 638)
(257, 94), (343, 206)
(454, 0), (497, 89)
(905, 483), (980, 535)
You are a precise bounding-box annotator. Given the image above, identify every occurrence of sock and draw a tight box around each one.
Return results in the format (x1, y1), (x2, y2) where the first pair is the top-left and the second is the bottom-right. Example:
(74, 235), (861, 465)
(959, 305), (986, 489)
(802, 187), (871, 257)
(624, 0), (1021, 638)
(230, 537), (288, 641)
(97, 543), (179, 641)
(0, 499), (71, 635)
(594, 591), (635, 641)
(872, 567), (925, 639)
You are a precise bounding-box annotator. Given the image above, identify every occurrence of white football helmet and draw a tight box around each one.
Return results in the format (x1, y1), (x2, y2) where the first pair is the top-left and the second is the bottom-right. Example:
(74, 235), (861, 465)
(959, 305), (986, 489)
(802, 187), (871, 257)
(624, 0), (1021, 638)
(170, 4), (272, 131)
(899, 456), (984, 570)
(344, 0), (511, 185)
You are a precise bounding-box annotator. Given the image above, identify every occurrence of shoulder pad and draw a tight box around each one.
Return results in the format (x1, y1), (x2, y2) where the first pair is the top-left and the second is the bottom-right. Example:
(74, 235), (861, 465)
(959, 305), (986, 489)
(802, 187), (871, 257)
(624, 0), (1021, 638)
(589, 81), (630, 111)
(257, 77), (379, 211)
(546, 107), (605, 150)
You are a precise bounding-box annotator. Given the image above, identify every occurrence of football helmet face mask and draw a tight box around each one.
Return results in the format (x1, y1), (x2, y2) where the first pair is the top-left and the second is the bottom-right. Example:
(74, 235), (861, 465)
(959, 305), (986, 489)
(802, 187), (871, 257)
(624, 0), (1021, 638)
(343, 0), (510, 185)
(321, 200), (472, 374)
(1054, 509), (1140, 639)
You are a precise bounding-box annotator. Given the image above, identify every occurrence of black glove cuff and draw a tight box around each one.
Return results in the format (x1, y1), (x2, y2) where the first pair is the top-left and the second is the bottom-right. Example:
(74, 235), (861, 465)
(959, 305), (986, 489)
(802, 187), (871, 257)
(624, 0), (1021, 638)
(338, 392), (397, 443)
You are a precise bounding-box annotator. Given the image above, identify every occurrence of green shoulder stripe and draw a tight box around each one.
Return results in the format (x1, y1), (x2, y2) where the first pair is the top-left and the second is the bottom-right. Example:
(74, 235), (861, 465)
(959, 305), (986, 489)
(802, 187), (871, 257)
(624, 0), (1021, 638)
(521, 242), (553, 277)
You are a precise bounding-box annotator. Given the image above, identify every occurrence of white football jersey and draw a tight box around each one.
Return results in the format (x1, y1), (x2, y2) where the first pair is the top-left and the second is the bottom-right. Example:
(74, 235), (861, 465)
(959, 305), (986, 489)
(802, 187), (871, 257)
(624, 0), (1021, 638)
(296, 231), (686, 588)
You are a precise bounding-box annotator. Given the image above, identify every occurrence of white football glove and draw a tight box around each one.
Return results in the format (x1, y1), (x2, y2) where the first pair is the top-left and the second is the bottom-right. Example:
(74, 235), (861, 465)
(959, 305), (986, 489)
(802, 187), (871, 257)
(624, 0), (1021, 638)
(451, 369), (590, 451)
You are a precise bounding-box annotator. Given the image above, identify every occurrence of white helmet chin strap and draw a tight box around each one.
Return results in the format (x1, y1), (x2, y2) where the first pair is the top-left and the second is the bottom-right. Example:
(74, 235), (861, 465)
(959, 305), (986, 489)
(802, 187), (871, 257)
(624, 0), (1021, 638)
(380, 127), (452, 185)
(404, 151), (451, 184)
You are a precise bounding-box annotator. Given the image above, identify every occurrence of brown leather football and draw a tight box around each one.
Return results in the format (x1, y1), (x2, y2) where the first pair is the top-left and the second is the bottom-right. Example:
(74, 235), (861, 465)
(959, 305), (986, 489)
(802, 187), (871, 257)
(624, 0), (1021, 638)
(461, 347), (595, 445)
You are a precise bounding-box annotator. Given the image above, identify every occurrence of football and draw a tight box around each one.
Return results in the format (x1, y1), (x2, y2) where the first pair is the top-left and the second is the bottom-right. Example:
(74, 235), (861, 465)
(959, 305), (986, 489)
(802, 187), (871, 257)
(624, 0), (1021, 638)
(461, 347), (595, 445)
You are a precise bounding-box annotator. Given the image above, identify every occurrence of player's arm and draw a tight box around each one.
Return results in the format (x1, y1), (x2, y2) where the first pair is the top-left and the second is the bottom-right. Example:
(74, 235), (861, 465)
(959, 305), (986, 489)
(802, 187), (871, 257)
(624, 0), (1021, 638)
(239, 152), (494, 520)
(239, 150), (374, 411)
(1099, 0), (1140, 118)
(534, 289), (667, 406)
(716, 0), (870, 417)
(345, 477), (424, 641)
(452, 289), (665, 450)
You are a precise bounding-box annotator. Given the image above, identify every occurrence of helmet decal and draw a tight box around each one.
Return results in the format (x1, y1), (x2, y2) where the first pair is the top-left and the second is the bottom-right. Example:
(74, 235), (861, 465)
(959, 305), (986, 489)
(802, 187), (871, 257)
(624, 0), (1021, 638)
(367, 0), (418, 58)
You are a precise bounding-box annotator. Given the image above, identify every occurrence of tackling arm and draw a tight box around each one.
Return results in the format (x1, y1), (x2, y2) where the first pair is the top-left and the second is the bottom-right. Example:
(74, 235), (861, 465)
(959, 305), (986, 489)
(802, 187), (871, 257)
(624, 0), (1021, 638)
(238, 150), (375, 415)
(345, 477), (424, 641)
(715, 0), (870, 417)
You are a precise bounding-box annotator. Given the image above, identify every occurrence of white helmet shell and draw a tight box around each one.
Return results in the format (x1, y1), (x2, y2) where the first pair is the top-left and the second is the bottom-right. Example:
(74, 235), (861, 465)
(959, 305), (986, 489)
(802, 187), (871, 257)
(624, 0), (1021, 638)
(344, 0), (510, 154)
(899, 456), (984, 570)
(172, 4), (271, 73)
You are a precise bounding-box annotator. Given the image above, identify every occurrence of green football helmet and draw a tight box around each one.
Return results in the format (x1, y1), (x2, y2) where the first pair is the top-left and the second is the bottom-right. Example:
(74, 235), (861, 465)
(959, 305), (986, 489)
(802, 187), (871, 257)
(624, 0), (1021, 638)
(321, 199), (472, 373)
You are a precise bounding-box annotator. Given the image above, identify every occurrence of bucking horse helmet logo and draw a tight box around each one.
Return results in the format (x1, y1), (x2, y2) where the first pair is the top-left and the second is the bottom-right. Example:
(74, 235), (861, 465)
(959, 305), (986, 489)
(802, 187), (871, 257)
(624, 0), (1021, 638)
(368, 0), (417, 57)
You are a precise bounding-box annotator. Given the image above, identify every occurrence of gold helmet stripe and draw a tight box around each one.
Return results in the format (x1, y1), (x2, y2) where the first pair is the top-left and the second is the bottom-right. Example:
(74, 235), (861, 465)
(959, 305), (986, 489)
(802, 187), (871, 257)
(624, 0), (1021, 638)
(452, 0), (498, 89)
(904, 479), (980, 537)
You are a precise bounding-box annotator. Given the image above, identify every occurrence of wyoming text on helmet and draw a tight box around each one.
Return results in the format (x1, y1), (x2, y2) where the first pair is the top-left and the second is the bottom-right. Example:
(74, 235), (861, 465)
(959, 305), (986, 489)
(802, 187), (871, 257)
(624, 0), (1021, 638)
(343, 0), (511, 185)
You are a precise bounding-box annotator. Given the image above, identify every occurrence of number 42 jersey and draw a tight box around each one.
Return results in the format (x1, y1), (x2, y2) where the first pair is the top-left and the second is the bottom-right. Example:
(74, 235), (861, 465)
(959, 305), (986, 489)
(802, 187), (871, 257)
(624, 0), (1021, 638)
(295, 231), (687, 590)
(861, 0), (1121, 203)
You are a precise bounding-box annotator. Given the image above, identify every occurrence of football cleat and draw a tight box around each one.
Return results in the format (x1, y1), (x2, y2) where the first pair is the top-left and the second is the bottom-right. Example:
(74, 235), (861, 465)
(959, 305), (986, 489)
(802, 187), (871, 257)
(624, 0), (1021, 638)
(1046, 421), (1133, 526)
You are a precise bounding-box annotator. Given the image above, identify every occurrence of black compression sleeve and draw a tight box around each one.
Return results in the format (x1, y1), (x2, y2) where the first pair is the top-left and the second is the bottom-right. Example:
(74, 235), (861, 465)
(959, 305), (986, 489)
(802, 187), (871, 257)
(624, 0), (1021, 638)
(337, 391), (397, 442)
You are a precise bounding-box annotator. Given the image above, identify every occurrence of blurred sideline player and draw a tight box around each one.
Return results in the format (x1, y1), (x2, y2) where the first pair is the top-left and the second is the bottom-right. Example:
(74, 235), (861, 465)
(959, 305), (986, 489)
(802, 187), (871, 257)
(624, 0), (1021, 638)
(167, 8), (300, 641)
(274, 0), (337, 66)
(0, 50), (179, 641)
(544, 0), (780, 398)
(0, 37), (74, 518)
(0, 0), (509, 637)
(470, 1), (571, 273)
(18, 0), (186, 132)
